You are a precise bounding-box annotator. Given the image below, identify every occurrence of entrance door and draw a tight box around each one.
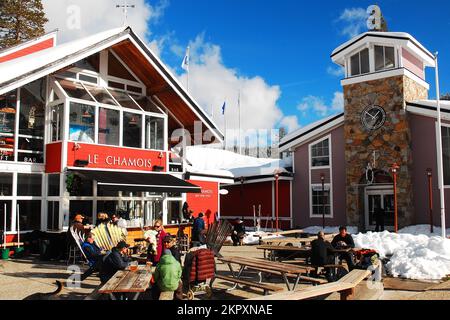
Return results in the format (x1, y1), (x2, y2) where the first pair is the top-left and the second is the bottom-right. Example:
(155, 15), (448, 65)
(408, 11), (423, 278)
(365, 188), (394, 231)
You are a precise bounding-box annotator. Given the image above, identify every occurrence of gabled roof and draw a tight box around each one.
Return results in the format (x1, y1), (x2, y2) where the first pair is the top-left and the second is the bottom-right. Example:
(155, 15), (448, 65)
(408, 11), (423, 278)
(0, 27), (223, 143)
(279, 113), (344, 152)
(331, 31), (435, 68)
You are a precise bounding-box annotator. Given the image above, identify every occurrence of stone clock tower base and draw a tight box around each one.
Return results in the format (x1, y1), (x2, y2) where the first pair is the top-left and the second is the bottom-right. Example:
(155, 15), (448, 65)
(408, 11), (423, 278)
(344, 75), (428, 230)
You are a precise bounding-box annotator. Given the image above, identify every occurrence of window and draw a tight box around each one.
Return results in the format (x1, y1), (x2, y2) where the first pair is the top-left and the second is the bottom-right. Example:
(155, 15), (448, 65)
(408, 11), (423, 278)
(85, 85), (118, 106)
(48, 174), (60, 196)
(167, 200), (182, 224)
(108, 89), (140, 110)
(123, 112), (142, 148)
(0, 173), (13, 196)
(98, 107), (120, 146)
(108, 52), (139, 82)
(146, 116), (164, 150)
(17, 174), (42, 196)
(69, 102), (95, 143)
(310, 138), (330, 167)
(133, 96), (163, 114)
(0, 90), (17, 162)
(350, 48), (370, 76)
(73, 53), (100, 73)
(59, 80), (94, 101)
(0, 200), (12, 231)
(311, 186), (331, 216)
(69, 200), (93, 225)
(68, 174), (93, 196)
(51, 104), (64, 142)
(442, 126), (450, 185)
(47, 201), (59, 231)
(19, 79), (46, 163)
(17, 200), (41, 230)
(375, 46), (395, 71)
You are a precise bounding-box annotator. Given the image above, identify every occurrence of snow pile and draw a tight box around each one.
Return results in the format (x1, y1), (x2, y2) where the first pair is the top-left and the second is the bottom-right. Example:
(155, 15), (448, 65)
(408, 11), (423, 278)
(302, 226), (358, 235)
(354, 231), (450, 280)
(398, 224), (450, 237)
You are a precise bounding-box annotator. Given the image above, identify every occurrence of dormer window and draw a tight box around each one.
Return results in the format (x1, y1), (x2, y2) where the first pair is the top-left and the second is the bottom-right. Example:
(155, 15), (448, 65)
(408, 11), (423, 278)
(375, 46), (395, 71)
(350, 48), (370, 76)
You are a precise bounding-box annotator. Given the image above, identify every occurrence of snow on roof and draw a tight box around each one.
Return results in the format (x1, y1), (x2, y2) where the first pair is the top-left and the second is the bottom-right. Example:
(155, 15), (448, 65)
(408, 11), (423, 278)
(185, 146), (290, 178)
(279, 113), (344, 151)
(0, 27), (126, 87)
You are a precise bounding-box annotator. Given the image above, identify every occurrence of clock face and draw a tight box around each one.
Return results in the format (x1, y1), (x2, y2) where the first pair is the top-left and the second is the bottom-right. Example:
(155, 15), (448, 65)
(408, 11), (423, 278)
(361, 105), (386, 130)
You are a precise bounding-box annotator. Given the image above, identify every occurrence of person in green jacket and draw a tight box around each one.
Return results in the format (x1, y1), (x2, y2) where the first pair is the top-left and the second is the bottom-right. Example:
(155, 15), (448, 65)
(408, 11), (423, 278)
(152, 249), (183, 300)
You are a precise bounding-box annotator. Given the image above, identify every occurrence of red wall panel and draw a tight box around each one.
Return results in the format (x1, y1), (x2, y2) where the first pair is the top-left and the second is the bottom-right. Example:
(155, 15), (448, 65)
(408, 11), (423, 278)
(66, 142), (167, 172)
(186, 180), (218, 226)
(45, 142), (62, 173)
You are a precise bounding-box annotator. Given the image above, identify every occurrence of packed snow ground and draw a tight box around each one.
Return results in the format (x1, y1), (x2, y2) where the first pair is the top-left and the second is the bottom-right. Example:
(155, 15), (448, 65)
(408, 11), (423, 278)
(237, 225), (450, 280)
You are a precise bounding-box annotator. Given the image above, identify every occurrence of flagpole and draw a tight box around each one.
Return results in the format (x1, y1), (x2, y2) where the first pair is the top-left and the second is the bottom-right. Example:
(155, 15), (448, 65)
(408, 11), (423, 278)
(435, 52), (447, 238)
(238, 90), (242, 155)
(224, 101), (227, 151)
(186, 46), (190, 92)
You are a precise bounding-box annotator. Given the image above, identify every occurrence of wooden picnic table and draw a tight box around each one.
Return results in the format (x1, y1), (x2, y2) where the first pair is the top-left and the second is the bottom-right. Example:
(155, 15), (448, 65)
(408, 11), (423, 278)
(218, 256), (320, 291)
(98, 265), (153, 300)
(257, 245), (312, 261)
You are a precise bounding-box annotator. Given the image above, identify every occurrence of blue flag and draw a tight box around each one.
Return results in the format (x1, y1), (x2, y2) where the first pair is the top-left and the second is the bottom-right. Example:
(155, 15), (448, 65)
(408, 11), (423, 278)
(222, 101), (226, 115)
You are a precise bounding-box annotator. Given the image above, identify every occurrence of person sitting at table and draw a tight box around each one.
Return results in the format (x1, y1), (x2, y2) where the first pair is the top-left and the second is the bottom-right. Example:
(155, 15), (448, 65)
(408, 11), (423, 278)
(151, 249), (183, 300)
(331, 226), (355, 271)
(231, 218), (246, 246)
(111, 213), (128, 236)
(162, 234), (181, 263)
(310, 231), (335, 281)
(99, 240), (131, 284)
(80, 232), (105, 281)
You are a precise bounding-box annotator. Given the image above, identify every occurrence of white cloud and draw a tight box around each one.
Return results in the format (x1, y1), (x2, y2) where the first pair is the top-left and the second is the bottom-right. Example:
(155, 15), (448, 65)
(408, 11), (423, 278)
(177, 34), (292, 133)
(327, 65), (345, 77)
(42, 0), (169, 54)
(337, 7), (368, 38)
(331, 92), (344, 112)
(297, 91), (343, 117)
(280, 115), (301, 133)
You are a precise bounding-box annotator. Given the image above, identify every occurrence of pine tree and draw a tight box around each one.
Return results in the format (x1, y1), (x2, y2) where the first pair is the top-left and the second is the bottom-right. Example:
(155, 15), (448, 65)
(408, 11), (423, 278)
(0, 0), (48, 50)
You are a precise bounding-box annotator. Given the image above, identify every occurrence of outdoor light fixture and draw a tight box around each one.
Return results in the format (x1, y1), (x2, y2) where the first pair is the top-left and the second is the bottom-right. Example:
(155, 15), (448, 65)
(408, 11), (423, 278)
(153, 165), (164, 172)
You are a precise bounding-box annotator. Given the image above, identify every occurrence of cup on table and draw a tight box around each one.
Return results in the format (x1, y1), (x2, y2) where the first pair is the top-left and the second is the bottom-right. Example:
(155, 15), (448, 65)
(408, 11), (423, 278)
(129, 261), (138, 272)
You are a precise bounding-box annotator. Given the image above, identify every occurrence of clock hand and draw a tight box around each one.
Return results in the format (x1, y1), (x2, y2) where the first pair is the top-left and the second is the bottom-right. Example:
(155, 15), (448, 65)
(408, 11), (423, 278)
(366, 111), (376, 120)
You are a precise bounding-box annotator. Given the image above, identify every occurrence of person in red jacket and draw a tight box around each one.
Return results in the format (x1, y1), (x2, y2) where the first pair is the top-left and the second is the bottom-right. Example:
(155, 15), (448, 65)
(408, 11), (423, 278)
(148, 219), (167, 265)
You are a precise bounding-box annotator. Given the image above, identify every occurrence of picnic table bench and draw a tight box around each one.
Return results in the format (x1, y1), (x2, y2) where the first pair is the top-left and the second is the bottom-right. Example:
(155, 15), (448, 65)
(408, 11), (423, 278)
(98, 265), (153, 300)
(248, 269), (372, 300)
(214, 274), (284, 295)
(257, 245), (311, 261)
(215, 256), (323, 293)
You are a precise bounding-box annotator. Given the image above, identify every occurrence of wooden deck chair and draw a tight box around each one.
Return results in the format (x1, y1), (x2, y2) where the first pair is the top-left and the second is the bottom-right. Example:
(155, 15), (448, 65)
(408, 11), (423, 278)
(69, 226), (88, 263)
(205, 219), (233, 258)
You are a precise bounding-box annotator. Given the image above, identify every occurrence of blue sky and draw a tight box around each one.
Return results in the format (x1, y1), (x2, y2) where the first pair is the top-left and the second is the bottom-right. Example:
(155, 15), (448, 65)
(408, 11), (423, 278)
(43, 0), (450, 133)
(148, 0), (450, 129)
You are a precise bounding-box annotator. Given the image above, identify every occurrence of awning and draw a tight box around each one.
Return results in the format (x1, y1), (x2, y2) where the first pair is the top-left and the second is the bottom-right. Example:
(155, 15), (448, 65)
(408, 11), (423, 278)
(69, 170), (201, 193)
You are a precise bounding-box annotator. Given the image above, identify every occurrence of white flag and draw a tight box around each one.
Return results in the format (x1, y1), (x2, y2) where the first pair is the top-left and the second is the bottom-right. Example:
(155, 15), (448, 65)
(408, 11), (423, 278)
(181, 46), (190, 71)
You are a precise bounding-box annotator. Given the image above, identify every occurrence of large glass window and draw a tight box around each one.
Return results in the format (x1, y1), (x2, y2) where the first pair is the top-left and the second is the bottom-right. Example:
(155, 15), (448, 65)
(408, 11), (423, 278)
(0, 172), (13, 196)
(108, 52), (139, 82)
(123, 112), (142, 148)
(350, 48), (370, 76)
(85, 86), (118, 106)
(68, 174), (93, 196)
(51, 104), (64, 142)
(17, 200), (41, 231)
(133, 96), (163, 114)
(167, 200), (182, 224)
(311, 138), (330, 167)
(98, 107), (120, 146)
(17, 174), (42, 196)
(375, 46), (395, 71)
(48, 174), (60, 196)
(146, 116), (164, 150)
(59, 80), (94, 101)
(108, 89), (140, 110)
(74, 53), (100, 73)
(69, 102), (95, 142)
(0, 90), (17, 162)
(69, 200), (93, 225)
(311, 186), (331, 216)
(0, 200), (12, 232)
(47, 201), (59, 231)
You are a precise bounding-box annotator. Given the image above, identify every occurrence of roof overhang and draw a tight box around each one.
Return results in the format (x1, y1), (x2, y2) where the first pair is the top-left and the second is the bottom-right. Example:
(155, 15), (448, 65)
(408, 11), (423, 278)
(407, 101), (450, 120)
(279, 113), (344, 152)
(331, 32), (435, 68)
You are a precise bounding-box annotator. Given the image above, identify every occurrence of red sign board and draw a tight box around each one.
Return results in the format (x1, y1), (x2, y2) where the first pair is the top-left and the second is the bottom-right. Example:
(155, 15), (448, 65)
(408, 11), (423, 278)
(187, 180), (219, 226)
(67, 142), (167, 172)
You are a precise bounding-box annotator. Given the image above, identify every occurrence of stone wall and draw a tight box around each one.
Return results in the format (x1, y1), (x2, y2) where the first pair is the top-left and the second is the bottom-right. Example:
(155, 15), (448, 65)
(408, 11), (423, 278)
(343, 75), (428, 230)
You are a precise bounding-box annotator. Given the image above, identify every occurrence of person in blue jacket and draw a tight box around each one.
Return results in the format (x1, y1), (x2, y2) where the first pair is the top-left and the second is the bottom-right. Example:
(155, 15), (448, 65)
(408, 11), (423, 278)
(192, 212), (206, 244)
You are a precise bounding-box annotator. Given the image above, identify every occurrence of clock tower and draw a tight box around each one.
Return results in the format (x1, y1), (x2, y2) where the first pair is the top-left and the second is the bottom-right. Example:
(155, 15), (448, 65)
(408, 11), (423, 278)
(331, 32), (436, 230)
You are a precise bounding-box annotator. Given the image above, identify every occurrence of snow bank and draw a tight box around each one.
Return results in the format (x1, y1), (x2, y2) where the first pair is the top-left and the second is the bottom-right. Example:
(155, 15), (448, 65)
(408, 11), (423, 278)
(398, 224), (450, 237)
(354, 231), (450, 280)
(302, 226), (358, 235)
